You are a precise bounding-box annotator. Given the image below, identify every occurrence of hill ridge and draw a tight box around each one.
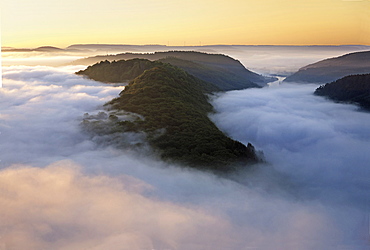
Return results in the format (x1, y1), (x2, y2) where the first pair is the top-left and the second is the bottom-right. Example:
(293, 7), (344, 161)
(314, 73), (370, 110)
(284, 51), (370, 84)
(80, 64), (262, 172)
(75, 51), (276, 90)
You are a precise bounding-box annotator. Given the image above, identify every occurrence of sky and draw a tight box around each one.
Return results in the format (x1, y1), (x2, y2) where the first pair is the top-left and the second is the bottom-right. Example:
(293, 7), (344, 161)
(1, 0), (370, 48)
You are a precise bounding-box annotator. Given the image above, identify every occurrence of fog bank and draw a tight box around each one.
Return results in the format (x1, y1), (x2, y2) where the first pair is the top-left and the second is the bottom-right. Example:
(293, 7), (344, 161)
(1, 64), (369, 249)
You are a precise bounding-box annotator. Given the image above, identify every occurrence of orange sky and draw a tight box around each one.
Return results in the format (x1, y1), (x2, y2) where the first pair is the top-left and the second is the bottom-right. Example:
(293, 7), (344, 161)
(1, 0), (369, 48)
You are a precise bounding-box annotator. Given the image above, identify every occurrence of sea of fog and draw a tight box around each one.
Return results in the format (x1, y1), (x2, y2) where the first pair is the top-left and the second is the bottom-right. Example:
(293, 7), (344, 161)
(1, 49), (370, 249)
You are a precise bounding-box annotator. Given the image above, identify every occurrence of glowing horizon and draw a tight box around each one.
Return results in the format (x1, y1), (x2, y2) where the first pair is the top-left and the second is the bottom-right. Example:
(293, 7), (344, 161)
(1, 0), (370, 48)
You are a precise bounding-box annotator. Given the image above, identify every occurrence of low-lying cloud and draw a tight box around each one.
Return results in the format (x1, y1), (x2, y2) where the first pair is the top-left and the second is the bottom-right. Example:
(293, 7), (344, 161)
(1, 65), (369, 249)
(4, 45), (369, 75)
(0, 162), (236, 250)
(213, 46), (370, 76)
(210, 83), (370, 247)
(0, 161), (346, 250)
(210, 84), (370, 206)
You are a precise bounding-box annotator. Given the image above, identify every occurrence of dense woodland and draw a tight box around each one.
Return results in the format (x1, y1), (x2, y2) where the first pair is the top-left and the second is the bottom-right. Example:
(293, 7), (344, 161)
(79, 62), (261, 172)
(75, 51), (276, 90)
(315, 73), (370, 110)
(284, 51), (370, 84)
(76, 59), (163, 83)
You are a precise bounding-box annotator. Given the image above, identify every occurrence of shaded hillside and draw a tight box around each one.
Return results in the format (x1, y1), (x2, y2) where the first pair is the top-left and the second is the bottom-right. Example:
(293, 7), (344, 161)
(284, 51), (370, 84)
(34, 46), (64, 52)
(158, 57), (261, 90)
(314, 74), (370, 110)
(71, 51), (240, 65)
(76, 59), (219, 92)
(81, 64), (262, 172)
(2, 46), (63, 52)
(76, 59), (162, 83)
(72, 51), (276, 90)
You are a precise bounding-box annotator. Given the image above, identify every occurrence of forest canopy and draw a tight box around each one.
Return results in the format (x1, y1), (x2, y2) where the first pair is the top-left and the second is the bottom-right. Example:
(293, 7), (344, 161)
(78, 61), (262, 172)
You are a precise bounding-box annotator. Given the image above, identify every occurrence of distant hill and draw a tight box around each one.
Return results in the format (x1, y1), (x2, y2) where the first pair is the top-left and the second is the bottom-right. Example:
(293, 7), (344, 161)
(34, 46), (63, 52)
(284, 51), (370, 84)
(314, 74), (370, 110)
(2, 46), (63, 52)
(67, 44), (168, 52)
(73, 51), (276, 89)
(81, 64), (262, 172)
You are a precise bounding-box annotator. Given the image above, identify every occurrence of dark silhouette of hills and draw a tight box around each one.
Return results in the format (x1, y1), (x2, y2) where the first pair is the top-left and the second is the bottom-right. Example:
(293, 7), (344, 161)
(158, 56), (270, 90)
(67, 44), (168, 52)
(80, 63), (262, 172)
(34, 46), (63, 52)
(66, 44), (370, 54)
(77, 59), (164, 84)
(284, 51), (370, 84)
(74, 51), (276, 90)
(4, 44), (369, 55)
(314, 74), (370, 110)
(2, 46), (63, 52)
(2, 47), (34, 52)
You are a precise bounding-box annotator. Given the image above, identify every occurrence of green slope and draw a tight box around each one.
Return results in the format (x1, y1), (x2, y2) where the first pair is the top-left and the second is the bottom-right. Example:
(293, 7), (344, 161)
(83, 64), (261, 172)
(315, 74), (370, 110)
(76, 58), (219, 92)
(73, 51), (276, 90)
(158, 57), (259, 91)
(76, 59), (162, 83)
(284, 51), (370, 84)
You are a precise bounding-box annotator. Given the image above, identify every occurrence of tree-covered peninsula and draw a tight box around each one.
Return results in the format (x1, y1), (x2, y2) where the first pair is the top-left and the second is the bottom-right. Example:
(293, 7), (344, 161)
(74, 51), (276, 90)
(314, 73), (370, 111)
(284, 51), (370, 84)
(78, 61), (262, 172)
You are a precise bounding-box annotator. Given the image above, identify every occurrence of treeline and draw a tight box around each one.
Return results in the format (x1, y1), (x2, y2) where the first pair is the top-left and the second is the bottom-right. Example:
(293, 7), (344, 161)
(74, 51), (276, 90)
(104, 64), (261, 172)
(315, 73), (370, 110)
(76, 59), (163, 83)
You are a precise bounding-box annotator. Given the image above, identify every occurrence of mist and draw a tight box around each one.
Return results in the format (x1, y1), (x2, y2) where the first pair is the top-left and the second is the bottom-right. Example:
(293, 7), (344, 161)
(3, 45), (369, 76)
(1, 52), (370, 249)
(210, 84), (370, 206)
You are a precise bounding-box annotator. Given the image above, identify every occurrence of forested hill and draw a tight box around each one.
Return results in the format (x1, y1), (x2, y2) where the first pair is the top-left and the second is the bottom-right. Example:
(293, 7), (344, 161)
(76, 59), (218, 92)
(314, 74), (370, 110)
(158, 57), (260, 91)
(284, 51), (370, 84)
(80, 63), (262, 172)
(76, 59), (162, 84)
(73, 51), (276, 90)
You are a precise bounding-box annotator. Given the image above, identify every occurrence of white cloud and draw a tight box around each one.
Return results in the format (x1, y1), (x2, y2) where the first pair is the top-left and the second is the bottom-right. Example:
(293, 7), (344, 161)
(210, 83), (370, 208)
(199, 46), (370, 76)
(0, 162), (347, 250)
(1, 64), (369, 249)
(0, 162), (230, 250)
